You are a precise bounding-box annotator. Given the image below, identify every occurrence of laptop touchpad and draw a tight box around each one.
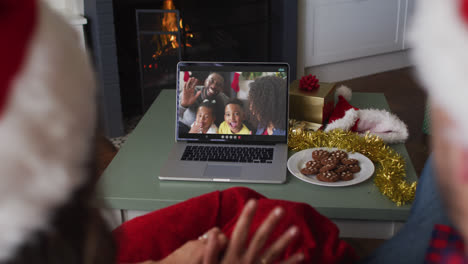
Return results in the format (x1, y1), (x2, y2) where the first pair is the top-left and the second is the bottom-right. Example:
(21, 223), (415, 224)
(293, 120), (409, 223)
(204, 165), (241, 178)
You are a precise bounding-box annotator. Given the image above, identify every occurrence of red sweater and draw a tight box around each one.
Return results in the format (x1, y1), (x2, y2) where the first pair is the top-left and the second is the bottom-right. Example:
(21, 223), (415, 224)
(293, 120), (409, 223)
(113, 187), (357, 263)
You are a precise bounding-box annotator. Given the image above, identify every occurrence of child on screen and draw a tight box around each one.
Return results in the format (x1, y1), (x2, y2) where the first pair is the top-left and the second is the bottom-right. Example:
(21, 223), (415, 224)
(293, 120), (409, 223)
(218, 98), (251, 135)
(189, 100), (218, 134)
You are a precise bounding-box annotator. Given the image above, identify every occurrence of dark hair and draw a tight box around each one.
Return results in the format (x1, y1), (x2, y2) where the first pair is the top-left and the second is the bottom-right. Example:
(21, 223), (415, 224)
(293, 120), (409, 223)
(7, 142), (116, 264)
(208, 72), (224, 82)
(203, 73), (224, 89)
(248, 76), (287, 130)
(198, 100), (217, 113)
(225, 98), (244, 109)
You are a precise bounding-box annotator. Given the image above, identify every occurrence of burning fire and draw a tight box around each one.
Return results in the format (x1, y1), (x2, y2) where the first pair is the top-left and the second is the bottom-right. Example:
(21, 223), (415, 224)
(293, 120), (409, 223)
(150, 0), (194, 62)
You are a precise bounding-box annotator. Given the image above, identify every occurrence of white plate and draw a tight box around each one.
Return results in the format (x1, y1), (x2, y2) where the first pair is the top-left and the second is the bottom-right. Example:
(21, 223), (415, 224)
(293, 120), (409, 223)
(287, 147), (375, 187)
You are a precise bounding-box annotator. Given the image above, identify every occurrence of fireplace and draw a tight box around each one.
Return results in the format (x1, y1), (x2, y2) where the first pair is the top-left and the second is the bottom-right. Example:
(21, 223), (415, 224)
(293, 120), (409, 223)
(85, 0), (297, 137)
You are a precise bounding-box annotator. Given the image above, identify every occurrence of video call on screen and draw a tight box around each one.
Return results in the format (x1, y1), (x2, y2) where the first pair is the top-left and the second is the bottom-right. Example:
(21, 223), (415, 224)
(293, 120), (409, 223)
(176, 64), (289, 143)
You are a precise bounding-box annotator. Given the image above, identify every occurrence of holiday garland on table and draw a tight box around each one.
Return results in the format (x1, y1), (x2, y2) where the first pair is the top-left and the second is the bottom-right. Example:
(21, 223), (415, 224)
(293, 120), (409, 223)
(288, 128), (417, 206)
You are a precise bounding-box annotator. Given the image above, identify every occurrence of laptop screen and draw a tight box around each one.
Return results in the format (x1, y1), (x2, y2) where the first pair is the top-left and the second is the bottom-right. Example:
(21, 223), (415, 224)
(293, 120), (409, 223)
(176, 62), (289, 144)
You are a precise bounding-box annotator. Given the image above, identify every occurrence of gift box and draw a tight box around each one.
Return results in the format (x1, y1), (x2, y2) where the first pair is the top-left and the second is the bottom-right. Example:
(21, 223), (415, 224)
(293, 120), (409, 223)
(289, 80), (336, 124)
(289, 119), (323, 132)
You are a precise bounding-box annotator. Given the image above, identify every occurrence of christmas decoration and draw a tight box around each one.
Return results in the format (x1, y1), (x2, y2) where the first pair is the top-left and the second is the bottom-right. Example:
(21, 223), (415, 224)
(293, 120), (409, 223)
(288, 127), (417, 206)
(325, 86), (409, 144)
(0, 0), (97, 260)
(299, 74), (320, 91)
(463, 0), (468, 23)
(289, 80), (336, 124)
(289, 119), (322, 132)
(231, 72), (240, 92)
(409, 0), (468, 143)
(326, 86), (359, 132)
(183, 71), (190, 82)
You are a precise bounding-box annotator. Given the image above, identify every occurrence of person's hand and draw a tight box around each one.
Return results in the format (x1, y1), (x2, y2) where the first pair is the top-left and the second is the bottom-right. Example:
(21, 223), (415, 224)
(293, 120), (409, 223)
(203, 200), (304, 264)
(181, 77), (202, 108)
(189, 121), (203, 134)
(145, 228), (227, 264)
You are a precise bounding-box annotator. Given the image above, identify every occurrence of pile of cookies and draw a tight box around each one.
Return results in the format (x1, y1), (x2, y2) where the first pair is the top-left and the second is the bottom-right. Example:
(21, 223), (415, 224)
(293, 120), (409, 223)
(300, 149), (361, 182)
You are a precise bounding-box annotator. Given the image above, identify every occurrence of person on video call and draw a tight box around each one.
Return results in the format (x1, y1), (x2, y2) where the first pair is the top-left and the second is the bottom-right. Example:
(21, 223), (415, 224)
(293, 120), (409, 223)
(218, 98), (252, 135)
(189, 100), (218, 134)
(178, 73), (229, 134)
(248, 76), (287, 136)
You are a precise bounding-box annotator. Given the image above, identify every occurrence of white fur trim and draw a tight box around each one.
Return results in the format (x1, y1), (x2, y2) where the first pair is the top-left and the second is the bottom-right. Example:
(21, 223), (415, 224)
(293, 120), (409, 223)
(0, 3), (96, 261)
(409, 0), (468, 144)
(356, 109), (409, 144)
(335, 85), (352, 101)
(324, 108), (359, 132)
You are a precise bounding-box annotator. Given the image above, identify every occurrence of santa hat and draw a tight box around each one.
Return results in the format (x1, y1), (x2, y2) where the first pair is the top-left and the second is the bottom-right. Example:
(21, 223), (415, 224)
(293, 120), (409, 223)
(324, 86), (409, 144)
(408, 0), (468, 145)
(0, 0), (96, 261)
(325, 86), (360, 132)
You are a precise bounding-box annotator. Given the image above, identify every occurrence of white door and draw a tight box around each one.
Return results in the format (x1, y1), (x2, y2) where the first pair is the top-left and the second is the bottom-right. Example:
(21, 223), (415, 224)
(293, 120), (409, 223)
(303, 0), (408, 67)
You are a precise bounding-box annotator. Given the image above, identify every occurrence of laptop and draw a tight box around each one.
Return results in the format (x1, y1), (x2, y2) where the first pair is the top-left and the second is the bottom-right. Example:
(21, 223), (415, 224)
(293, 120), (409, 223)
(159, 61), (289, 183)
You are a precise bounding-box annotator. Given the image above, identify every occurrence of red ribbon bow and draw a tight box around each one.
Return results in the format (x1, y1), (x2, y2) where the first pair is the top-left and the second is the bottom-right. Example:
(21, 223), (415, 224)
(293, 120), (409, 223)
(299, 74), (320, 92)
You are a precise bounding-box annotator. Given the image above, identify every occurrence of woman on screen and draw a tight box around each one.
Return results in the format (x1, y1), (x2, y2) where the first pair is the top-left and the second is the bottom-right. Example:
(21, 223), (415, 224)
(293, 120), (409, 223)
(248, 76), (287, 136)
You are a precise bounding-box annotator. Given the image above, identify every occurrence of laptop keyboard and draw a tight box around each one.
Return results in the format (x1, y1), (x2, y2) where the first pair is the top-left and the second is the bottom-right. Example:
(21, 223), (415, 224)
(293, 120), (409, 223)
(181, 145), (274, 163)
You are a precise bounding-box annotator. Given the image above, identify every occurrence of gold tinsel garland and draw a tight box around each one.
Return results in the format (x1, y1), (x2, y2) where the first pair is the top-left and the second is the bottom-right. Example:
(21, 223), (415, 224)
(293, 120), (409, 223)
(288, 128), (417, 206)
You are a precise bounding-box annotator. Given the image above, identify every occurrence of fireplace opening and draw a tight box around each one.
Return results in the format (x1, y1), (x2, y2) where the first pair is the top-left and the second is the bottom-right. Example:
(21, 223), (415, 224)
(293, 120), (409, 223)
(85, 0), (297, 137)
(135, 9), (182, 113)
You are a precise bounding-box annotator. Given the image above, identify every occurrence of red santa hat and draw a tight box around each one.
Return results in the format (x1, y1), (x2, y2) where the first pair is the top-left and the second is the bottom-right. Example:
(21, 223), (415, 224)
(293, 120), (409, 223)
(0, 0), (96, 260)
(324, 86), (409, 144)
(325, 86), (360, 132)
(409, 0), (468, 144)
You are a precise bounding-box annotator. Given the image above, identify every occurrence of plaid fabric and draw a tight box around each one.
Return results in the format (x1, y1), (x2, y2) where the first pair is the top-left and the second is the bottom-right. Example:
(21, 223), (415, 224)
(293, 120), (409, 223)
(425, 224), (467, 263)
(423, 100), (431, 135)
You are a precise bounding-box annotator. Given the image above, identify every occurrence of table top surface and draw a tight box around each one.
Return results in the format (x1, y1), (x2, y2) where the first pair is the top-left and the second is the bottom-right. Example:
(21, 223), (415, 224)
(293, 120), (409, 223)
(99, 90), (418, 221)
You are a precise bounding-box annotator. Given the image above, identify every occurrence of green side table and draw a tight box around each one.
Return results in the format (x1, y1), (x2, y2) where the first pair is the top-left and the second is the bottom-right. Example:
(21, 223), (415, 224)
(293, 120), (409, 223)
(98, 90), (418, 239)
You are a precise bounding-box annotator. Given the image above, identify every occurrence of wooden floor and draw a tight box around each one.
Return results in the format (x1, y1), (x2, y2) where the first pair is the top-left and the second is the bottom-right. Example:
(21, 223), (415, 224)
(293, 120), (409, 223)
(96, 67), (430, 259)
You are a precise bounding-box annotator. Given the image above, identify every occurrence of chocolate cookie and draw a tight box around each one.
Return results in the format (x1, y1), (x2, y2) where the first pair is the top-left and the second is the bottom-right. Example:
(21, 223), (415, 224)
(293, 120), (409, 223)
(312, 150), (330, 161)
(330, 150), (348, 160)
(320, 156), (338, 167)
(301, 167), (319, 175)
(334, 164), (348, 173)
(341, 158), (359, 165)
(317, 171), (339, 182)
(348, 164), (361, 173)
(319, 163), (336, 173)
(339, 171), (354, 181)
(305, 160), (322, 170)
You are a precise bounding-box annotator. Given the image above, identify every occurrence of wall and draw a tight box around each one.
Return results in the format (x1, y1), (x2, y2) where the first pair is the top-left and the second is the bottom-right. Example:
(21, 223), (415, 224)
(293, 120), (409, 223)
(296, 0), (414, 82)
